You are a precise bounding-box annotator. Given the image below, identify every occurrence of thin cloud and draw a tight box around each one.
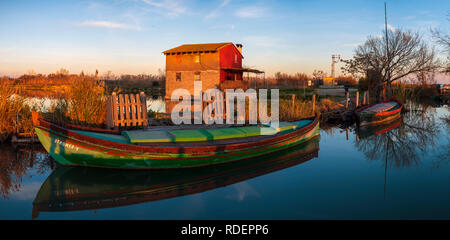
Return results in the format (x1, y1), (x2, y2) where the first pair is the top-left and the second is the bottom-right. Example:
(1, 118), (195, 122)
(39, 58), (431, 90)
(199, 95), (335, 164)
(244, 36), (278, 47)
(342, 43), (362, 47)
(235, 7), (265, 18)
(142, 0), (186, 17)
(205, 0), (231, 19)
(403, 15), (416, 20)
(380, 24), (396, 33)
(387, 24), (396, 32)
(76, 20), (141, 30)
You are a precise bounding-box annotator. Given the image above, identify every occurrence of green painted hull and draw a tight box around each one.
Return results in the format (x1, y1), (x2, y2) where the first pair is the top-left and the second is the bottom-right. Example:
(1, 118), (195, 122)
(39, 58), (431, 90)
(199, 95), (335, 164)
(34, 119), (320, 169)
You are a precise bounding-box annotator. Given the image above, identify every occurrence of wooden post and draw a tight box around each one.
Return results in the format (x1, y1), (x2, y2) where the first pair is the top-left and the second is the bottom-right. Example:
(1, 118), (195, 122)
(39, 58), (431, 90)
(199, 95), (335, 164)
(292, 94), (295, 108)
(356, 91), (359, 108)
(363, 91), (367, 105)
(312, 94), (316, 114)
(107, 92), (119, 130)
(140, 92), (148, 126)
(345, 92), (349, 109)
(346, 128), (349, 141)
(367, 91), (370, 104)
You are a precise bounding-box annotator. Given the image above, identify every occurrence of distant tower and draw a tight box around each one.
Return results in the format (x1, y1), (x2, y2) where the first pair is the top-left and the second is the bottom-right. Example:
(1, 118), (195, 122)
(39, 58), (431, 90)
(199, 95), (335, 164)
(331, 54), (341, 85)
(331, 54), (341, 78)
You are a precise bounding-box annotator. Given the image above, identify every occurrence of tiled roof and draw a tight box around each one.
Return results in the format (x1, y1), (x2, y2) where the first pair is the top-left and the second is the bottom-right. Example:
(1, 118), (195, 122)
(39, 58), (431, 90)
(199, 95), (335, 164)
(163, 42), (233, 54)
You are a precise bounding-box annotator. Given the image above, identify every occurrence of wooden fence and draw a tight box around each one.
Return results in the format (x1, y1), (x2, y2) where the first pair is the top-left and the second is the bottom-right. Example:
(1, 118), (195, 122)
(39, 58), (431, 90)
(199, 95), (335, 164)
(106, 92), (148, 129)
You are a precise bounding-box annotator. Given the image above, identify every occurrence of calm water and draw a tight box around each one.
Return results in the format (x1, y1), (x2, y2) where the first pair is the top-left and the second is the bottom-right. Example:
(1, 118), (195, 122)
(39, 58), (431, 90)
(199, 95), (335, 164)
(23, 97), (166, 113)
(0, 104), (448, 220)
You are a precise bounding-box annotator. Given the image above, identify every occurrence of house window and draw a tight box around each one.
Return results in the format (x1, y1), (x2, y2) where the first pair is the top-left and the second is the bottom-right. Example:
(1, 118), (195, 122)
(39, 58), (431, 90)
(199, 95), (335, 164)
(195, 54), (200, 63)
(176, 72), (181, 81)
(234, 54), (237, 64)
(194, 72), (201, 81)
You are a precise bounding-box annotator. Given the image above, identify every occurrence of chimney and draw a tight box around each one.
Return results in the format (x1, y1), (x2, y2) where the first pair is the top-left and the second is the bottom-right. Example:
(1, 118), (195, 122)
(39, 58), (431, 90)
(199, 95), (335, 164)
(236, 43), (242, 54)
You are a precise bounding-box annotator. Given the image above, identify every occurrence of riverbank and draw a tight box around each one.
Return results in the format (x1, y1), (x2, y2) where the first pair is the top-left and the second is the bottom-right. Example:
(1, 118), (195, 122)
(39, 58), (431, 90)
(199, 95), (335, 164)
(2, 75), (448, 144)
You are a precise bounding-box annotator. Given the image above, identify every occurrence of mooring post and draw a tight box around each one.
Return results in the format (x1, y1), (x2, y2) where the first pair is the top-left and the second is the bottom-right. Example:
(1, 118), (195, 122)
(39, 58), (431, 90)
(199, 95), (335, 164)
(356, 91), (359, 108)
(363, 91), (367, 105)
(346, 128), (349, 140)
(106, 92), (117, 129)
(312, 94), (316, 114)
(345, 92), (349, 109)
(292, 94), (295, 108)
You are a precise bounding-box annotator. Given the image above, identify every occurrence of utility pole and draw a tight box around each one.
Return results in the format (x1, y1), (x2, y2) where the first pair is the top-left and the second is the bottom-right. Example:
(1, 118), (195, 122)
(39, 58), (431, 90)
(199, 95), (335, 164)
(384, 2), (390, 99)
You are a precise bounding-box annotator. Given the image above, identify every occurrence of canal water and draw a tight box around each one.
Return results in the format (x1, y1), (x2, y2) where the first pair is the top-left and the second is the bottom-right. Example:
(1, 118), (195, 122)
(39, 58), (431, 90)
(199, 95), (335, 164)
(0, 103), (448, 220)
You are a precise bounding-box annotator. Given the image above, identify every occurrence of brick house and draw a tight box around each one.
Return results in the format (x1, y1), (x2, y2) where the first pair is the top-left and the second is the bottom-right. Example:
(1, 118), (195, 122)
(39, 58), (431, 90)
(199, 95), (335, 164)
(163, 42), (250, 98)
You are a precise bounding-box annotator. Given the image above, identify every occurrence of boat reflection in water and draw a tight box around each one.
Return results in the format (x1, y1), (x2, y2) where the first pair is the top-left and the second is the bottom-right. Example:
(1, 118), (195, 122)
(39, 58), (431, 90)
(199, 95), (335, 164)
(32, 136), (320, 219)
(356, 117), (403, 140)
(355, 103), (440, 168)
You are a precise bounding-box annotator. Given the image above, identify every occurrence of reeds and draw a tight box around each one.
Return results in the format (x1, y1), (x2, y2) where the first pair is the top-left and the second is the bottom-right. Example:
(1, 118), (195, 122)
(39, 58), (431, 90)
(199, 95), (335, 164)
(42, 76), (108, 126)
(0, 81), (34, 142)
(388, 82), (440, 103)
(388, 83), (418, 103)
(65, 76), (107, 126)
(279, 98), (316, 121)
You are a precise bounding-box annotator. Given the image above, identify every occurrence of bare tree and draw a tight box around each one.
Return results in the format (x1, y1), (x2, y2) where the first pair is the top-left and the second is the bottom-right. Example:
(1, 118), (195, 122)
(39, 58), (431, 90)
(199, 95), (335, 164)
(312, 69), (327, 80)
(342, 29), (440, 101)
(55, 68), (69, 76)
(431, 12), (450, 73)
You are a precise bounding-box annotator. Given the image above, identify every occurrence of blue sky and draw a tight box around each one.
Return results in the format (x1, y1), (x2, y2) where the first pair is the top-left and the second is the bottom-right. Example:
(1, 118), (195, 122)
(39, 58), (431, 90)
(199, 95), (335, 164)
(0, 0), (449, 78)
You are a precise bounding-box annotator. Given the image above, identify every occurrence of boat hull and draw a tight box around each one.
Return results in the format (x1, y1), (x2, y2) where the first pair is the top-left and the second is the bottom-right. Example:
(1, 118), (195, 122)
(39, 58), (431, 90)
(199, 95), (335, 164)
(355, 98), (403, 126)
(34, 117), (320, 169)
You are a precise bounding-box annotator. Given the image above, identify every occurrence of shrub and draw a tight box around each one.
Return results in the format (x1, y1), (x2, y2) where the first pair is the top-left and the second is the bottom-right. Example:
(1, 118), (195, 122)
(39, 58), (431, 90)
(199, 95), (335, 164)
(0, 81), (34, 142)
(64, 76), (107, 126)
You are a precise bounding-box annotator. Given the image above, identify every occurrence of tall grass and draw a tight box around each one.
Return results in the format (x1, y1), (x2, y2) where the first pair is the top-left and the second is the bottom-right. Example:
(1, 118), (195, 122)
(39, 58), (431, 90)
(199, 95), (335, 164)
(279, 99), (316, 121)
(388, 83), (418, 103)
(43, 76), (108, 126)
(65, 76), (107, 125)
(0, 81), (33, 142)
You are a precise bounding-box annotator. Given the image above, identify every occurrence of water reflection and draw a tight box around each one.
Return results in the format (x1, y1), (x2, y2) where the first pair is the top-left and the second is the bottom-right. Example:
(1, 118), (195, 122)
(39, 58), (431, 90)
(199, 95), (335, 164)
(0, 144), (53, 199)
(32, 137), (320, 219)
(1, 103), (447, 219)
(355, 103), (441, 168)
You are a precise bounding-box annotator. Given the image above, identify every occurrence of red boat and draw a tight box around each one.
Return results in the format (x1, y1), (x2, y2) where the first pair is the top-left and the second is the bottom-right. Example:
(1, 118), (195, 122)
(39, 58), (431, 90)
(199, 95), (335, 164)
(354, 98), (403, 126)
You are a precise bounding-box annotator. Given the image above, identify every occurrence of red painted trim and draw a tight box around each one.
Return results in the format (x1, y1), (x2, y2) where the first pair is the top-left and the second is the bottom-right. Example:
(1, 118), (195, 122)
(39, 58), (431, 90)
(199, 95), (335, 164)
(374, 107), (402, 116)
(375, 119), (402, 135)
(32, 111), (120, 134)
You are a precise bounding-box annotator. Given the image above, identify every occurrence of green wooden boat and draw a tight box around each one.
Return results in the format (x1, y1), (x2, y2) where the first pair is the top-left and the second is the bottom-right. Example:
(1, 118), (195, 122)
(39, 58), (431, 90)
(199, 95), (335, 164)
(32, 136), (319, 219)
(33, 114), (320, 169)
